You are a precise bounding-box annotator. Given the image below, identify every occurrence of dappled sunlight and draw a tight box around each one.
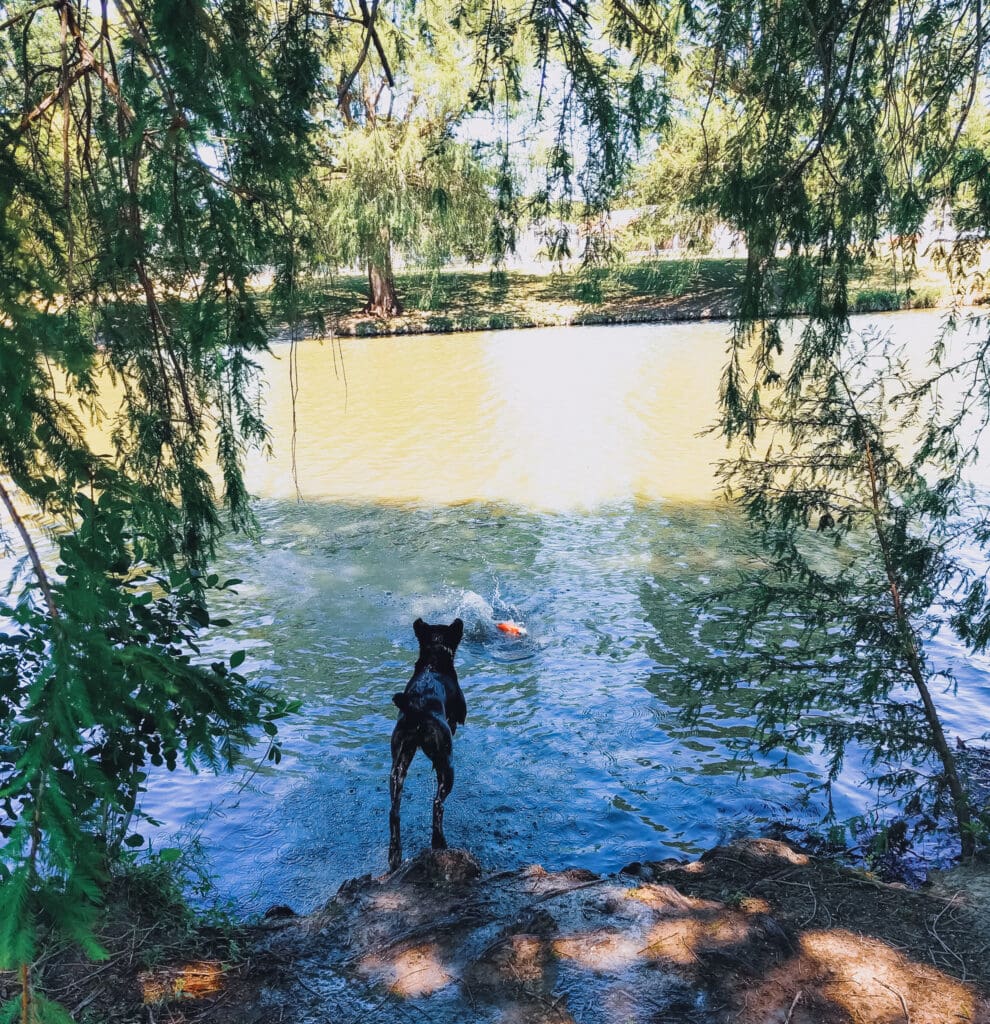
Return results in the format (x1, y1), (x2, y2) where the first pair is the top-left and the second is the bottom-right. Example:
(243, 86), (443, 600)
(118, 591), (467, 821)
(359, 941), (455, 997)
(733, 928), (981, 1024)
(368, 889), (415, 912)
(639, 908), (754, 967)
(138, 961), (225, 1003)
(239, 847), (990, 1023)
(803, 929), (976, 1024)
(552, 929), (646, 972)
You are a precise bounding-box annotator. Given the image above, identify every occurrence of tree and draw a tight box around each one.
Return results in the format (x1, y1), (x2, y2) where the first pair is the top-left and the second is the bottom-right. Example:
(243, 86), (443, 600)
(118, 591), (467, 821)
(4, 1), (989, 1018)
(678, 331), (988, 856)
(673, 0), (990, 856)
(0, 3), (675, 1017)
(0, 0), (324, 1016)
(307, 0), (494, 316)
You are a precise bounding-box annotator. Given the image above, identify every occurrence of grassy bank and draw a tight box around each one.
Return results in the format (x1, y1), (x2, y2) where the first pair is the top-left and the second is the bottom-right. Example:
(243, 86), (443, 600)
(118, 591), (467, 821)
(283, 256), (958, 338)
(0, 850), (253, 1024)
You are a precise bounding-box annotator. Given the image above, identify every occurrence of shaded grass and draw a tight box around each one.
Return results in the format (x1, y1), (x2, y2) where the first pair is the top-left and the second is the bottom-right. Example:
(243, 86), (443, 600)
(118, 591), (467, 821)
(0, 848), (259, 1024)
(280, 256), (954, 338)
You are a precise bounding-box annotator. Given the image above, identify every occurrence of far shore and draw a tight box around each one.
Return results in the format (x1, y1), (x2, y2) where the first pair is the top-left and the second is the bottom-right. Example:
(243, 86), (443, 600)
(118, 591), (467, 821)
(270, 255), (983, 340)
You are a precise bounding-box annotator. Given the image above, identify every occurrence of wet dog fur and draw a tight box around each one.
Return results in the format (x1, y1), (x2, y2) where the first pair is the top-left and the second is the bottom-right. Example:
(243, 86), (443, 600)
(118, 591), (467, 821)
(388, 617), (467, 871)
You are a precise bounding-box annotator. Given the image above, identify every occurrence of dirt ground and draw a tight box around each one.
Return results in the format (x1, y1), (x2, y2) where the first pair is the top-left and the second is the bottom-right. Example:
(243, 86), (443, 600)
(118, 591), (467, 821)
(24, 838), (990, 1024)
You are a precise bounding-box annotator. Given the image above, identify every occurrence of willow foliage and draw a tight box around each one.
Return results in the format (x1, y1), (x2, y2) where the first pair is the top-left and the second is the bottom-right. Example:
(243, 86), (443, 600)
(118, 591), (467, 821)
(0, 2), (681, 1016)
(3, 0), (990, 1017)
(301, 0), (494, 314)
(674, 0), (990, 857)
(0, 0), (321, 1015)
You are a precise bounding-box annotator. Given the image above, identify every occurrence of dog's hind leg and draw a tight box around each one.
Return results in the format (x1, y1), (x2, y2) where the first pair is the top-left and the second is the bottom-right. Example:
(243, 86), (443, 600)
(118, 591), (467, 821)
(388, 733), (416, 872)
(430, 759), (454, 851)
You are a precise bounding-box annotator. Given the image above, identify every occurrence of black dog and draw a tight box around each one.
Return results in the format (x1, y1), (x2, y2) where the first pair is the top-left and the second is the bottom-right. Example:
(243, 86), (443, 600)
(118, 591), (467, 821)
(389, 617), (466, 871)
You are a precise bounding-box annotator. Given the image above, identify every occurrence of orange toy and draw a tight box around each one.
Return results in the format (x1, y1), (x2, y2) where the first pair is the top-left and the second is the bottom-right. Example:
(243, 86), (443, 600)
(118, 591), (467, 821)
(496, 620), (526, 637)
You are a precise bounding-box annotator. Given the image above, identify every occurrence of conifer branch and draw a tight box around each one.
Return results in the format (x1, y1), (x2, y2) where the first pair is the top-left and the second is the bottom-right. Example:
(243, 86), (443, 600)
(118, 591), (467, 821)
(836, 363), (974, 857)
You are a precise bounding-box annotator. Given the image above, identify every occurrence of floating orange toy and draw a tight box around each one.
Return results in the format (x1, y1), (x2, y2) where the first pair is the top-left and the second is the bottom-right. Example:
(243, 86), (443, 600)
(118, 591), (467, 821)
(496, 620), (526, 637)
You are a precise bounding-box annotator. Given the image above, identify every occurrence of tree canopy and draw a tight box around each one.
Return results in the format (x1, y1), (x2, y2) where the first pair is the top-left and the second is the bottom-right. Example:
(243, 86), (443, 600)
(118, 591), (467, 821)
(301, 0), (494, 315)
(3, 0), (990, 1018)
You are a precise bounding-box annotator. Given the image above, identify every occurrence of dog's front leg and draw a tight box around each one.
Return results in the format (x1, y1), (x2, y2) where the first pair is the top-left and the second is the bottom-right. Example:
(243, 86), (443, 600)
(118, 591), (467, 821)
(431, 760), (454, 851)
(389, 734), (415, 871)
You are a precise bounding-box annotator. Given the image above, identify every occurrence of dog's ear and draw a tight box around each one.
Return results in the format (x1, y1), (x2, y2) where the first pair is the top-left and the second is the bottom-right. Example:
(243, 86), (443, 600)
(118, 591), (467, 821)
(448, 618), (464, 647)
(413, 618), (428, 642)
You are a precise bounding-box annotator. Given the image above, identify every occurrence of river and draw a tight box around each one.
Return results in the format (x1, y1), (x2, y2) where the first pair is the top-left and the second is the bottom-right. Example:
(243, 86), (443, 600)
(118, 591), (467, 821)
(138, 311), (990, 913)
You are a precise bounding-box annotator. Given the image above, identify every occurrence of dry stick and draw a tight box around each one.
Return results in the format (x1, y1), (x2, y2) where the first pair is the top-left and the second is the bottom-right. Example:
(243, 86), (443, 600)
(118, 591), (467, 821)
(17, 64), (88, 132)
(875, 977), (911, 1023)
(783, 989), (803, 1024)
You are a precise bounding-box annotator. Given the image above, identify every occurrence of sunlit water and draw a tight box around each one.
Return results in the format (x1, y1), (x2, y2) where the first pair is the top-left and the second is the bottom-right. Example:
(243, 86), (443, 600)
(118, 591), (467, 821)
(99, 313), (990, 910)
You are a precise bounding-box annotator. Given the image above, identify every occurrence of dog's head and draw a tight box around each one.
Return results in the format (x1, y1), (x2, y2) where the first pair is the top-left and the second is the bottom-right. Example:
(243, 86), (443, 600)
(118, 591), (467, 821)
(413, 617), (464, 656)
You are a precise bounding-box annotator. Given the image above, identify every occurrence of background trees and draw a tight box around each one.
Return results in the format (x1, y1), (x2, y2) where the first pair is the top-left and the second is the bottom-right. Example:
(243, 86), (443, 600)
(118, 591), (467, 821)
(304, 0), (493, 316)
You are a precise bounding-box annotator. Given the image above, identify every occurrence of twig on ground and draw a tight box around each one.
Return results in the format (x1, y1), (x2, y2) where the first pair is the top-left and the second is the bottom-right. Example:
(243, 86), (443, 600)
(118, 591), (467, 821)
(874, 977), (911, 1023)
(783, 989), (803, 1024)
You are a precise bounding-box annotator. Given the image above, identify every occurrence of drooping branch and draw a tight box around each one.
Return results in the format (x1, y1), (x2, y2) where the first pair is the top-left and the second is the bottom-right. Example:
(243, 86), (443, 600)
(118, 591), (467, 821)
(0, 0), (54, 33)
(0, 478), (59, 620)
(834, 363), (975, 857)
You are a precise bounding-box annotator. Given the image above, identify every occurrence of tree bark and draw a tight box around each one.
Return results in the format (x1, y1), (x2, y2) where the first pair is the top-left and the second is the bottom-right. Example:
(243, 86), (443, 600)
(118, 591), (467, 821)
(363, 243), (403, 317)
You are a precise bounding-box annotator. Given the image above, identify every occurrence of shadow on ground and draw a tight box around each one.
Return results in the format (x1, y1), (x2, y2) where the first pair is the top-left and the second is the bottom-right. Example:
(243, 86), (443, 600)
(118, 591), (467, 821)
(208, 839), (990, 1024)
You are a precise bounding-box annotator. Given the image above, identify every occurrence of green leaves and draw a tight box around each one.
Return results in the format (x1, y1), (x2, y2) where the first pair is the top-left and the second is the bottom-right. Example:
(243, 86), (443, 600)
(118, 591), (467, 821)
(681, 332), (987, 857)
(0, 489), (298, 1000)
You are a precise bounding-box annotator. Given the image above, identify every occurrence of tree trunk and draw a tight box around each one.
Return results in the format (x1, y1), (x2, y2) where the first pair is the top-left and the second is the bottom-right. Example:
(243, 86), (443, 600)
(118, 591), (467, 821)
(363, 243), (403, 317)
(858, 432), (975, 859)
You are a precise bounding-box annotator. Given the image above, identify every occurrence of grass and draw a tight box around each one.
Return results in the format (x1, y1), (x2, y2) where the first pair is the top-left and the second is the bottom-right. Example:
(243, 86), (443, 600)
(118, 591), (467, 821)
(276, 255), (958, 338)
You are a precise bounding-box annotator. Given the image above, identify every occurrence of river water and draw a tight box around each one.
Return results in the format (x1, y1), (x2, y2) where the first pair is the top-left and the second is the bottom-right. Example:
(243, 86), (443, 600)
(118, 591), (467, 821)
(138, 312), (990, 913)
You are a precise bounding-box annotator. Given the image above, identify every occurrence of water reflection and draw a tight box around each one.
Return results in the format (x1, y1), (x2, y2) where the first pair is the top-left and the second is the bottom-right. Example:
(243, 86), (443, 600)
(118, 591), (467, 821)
(248, 323), (732, 507)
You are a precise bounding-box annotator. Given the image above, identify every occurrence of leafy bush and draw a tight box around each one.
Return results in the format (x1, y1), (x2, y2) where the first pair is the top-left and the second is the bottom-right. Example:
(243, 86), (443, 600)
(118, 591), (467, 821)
(851, 287), (902, 312)
(0, 491), (298, 1020)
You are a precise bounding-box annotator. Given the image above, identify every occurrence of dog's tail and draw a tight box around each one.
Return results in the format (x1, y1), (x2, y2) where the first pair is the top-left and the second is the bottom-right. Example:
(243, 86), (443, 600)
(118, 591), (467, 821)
(392, 692), (445, 719)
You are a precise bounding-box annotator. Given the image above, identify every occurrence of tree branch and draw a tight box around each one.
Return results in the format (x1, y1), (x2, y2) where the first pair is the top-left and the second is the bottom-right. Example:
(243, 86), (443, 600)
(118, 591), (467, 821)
(0, 479), (59, 620)
(0, 0), (54, 33)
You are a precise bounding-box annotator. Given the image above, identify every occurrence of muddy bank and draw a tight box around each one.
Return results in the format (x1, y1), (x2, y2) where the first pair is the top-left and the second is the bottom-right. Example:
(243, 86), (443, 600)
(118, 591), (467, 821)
(288, 287), (948, 340)
(113, 839), (989, 1024)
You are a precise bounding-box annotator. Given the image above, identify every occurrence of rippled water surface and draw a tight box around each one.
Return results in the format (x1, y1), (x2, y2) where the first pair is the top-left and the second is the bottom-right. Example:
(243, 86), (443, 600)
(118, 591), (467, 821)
(138, 314), (990, 912)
